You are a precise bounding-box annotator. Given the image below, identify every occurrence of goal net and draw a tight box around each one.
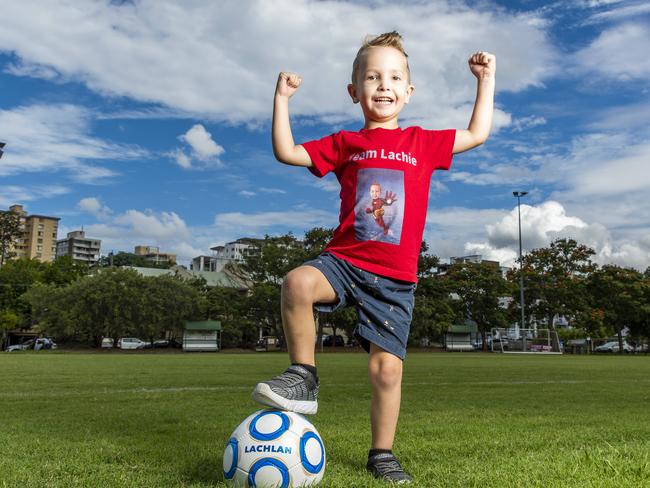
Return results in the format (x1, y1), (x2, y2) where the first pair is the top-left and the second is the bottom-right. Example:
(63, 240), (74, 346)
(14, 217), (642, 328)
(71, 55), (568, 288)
(490, 328), (562, 354)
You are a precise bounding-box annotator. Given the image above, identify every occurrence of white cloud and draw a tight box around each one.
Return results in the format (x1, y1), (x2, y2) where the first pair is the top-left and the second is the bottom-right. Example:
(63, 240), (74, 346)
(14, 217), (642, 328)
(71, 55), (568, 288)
(486, 201), (587, 250)
(568, 141), (650, 197)
(0, 0), (555, 127)
(586, 2), (650, 23)
(4, 61), (59, 80)
(0, 185), (69, 207)
(180, 124), (224, 161)
(214, 209), (337, 232)
(171, 149), (192, 169)
(573, 22), (650, 80)
(83, 208), (198, 261)
(0, 104), (147, 181)
(445, 201), (650, 270)
(77, 197), (112, 220)
(172, 124), (224, 169)
(239, 190), (256, 197)
(511, 115), (547, 132)
(112, 210), (191, 240)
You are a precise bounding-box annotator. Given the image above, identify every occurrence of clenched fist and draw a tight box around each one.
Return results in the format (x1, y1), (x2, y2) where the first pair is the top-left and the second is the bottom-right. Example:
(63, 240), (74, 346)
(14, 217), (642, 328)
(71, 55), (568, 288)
(468, 52), (496, 79)
(276, 72), (303, 98)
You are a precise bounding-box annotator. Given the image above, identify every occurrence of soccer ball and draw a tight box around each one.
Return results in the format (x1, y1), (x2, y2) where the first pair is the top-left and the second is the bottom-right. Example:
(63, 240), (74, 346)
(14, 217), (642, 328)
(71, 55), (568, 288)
(223, 409), (326, 487)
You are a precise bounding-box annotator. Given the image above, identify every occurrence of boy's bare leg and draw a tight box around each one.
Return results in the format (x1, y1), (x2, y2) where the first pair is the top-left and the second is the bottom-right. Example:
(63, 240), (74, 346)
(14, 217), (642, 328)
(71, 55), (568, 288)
(252, 265), (336, 414)
(368, 343), (403, 449)
(281, 265), (337, 365)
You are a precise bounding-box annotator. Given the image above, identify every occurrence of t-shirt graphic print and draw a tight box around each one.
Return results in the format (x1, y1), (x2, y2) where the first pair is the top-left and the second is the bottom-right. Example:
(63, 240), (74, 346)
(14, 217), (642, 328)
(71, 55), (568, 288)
(355, 168), (404, 245)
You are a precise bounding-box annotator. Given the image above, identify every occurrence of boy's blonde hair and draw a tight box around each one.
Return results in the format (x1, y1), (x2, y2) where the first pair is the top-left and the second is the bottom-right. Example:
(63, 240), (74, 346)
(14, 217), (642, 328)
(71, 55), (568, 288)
(351, 31), (410, 84)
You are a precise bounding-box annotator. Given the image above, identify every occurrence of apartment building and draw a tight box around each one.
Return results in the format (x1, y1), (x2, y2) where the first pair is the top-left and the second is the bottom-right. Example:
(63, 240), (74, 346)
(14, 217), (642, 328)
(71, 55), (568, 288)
(2, 205), (60, 263)
(56, 230), (101, 266)
(134, 245), (177, 266)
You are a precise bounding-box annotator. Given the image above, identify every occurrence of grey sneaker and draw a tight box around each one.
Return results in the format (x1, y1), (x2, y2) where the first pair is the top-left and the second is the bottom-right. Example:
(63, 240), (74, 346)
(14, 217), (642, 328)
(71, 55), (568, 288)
(252, 365), (319, 415)
(366, 453), (413, 484)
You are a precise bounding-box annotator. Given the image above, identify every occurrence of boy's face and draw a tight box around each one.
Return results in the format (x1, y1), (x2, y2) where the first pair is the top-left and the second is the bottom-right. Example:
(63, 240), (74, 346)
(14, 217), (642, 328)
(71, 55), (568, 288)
(348, 46), (414, 128)
(370, 184), (381, 199)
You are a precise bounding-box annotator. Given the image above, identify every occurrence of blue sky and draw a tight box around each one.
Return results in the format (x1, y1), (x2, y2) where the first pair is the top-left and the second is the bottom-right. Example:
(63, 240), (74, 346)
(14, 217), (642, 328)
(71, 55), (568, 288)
(1, 0), (649, 269)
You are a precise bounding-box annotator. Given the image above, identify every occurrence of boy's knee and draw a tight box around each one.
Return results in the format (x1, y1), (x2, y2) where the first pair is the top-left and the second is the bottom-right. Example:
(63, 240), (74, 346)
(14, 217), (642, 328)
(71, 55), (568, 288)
(282, 268), (316, 306)
(369, 355), (403, 390)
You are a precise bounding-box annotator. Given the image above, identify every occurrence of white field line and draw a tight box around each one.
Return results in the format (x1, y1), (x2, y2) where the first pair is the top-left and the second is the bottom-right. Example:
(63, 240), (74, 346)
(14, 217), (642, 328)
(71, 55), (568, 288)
(0, 379), (647, 399)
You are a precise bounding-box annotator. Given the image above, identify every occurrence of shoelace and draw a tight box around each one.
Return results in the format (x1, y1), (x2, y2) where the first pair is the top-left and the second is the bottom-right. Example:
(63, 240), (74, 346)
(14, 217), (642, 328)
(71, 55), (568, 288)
(271, 371), (303, 386)
(373, 457), (405, 475)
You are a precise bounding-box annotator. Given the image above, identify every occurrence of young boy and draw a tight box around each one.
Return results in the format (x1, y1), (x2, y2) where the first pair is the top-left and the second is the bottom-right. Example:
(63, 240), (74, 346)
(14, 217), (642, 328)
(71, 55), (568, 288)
(253, 31), (495, 483)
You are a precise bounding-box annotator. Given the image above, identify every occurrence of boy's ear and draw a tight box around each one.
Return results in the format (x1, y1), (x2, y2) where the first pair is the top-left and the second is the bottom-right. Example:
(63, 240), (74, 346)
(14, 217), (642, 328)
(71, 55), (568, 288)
(347, 84), (359, 104)
(404, 84), (415, 104)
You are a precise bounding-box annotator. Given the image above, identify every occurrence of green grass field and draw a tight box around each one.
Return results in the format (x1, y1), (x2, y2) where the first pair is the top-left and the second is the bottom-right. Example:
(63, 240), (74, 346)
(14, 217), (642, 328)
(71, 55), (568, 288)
(1, 351), (649, 487)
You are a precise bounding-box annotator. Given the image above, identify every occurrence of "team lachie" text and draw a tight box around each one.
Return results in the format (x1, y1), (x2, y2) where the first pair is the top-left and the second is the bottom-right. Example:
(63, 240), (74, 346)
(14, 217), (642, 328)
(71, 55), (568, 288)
(348, 149), (417, 166)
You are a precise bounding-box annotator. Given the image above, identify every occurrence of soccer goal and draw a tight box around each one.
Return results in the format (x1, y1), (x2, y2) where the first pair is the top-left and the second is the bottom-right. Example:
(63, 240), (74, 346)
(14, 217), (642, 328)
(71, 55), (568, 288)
(490, 328), (562, 354)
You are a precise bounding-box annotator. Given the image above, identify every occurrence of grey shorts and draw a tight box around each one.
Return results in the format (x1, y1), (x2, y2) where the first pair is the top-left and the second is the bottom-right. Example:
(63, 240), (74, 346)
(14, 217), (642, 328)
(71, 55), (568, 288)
(304, 252), (416, 360)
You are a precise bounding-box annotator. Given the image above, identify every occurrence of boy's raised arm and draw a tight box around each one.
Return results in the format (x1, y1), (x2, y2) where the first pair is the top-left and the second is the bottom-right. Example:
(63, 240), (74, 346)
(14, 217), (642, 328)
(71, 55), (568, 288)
(453, 52), (496, 154)
(273, 72), (312, 167)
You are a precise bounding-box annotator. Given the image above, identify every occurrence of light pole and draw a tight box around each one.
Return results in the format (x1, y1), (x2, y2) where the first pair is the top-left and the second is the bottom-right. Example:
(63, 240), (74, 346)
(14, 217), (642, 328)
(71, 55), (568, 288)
(513, 191), (528, 336)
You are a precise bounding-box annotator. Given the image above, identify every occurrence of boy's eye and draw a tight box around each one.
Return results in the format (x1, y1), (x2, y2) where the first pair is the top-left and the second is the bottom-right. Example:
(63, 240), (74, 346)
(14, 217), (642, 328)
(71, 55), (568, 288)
(393, 76), (402, 81)
(367, 74), (378, 80)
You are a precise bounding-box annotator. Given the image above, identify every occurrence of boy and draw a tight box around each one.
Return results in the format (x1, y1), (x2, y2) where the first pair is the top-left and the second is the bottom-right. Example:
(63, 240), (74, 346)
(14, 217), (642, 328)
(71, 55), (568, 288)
(253, 31), (495, 483)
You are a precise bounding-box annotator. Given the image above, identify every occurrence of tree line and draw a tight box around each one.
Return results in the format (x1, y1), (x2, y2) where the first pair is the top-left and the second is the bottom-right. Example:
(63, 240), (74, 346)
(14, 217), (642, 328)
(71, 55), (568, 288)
(0, 226), (648, 351)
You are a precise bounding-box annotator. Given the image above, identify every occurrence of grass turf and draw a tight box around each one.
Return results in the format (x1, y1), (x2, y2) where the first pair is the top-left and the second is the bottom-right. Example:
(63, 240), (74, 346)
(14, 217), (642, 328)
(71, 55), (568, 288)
(0, 351), (649, 487)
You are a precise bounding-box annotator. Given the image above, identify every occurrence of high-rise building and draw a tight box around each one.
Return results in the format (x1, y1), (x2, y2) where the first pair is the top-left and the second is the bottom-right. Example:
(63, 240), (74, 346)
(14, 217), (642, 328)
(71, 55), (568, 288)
(56, 230), (101, 266)
(2, 204), (60, 263)
(134, 245), (176, 266)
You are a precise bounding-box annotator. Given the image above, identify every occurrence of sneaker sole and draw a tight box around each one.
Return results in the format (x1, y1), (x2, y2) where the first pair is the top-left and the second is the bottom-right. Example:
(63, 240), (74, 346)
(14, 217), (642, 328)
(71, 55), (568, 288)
(251, 383), (318, 415)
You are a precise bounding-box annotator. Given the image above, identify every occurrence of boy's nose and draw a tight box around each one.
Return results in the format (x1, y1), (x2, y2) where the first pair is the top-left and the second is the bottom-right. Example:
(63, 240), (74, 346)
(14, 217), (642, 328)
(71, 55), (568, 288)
(378, 77), (391, 90)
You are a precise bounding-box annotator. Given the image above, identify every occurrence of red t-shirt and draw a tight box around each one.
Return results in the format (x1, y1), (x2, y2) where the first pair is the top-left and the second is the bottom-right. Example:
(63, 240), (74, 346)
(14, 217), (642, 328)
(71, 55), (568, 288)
(303, 126), (455, 282)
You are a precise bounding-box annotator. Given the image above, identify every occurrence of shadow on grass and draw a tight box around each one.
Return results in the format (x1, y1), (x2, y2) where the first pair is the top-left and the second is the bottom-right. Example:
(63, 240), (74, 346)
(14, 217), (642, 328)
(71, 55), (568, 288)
(183, 455), (223, 486)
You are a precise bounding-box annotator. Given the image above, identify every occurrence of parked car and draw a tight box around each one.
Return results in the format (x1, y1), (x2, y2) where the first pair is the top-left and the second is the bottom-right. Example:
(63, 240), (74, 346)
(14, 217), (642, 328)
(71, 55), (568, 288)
(323, 334), (345, 347)
(6, 338), (56, 352)
(5, 339), (35, 352)
(117, 337), (148, 350)
(490, 337), (509, 351)
(636, 343), (648, 353)
(101, 337), (114, 349)
(595, 341), (634, 353)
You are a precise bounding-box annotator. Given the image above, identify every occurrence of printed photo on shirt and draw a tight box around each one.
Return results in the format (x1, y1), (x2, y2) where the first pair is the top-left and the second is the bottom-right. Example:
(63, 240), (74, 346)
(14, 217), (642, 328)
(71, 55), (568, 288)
(354, 168), (404, 245)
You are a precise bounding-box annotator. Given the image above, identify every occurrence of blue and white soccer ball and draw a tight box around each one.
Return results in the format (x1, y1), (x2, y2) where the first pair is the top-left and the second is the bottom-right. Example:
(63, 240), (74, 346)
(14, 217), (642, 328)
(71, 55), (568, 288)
(223, 409), (326, 487)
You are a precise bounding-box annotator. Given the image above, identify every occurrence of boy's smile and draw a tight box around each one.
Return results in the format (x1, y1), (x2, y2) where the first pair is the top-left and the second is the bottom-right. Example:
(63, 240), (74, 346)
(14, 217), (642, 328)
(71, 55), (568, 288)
(348, 46), (414, 129)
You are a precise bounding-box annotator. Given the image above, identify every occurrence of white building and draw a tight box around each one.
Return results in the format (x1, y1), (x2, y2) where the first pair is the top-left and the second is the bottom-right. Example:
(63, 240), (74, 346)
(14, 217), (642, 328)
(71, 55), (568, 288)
(56, 230), (101, 265)
(194, 238), (261, 272)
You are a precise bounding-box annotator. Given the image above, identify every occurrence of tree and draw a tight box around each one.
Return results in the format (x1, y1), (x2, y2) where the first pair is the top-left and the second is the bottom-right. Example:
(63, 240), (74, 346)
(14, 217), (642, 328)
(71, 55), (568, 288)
(511, 238), (595, 334)
(97, 251), (172, 269)
(0, 258), (45, 324)
(587, 265), (648, 353)
(410, 242), (455, 345)
(240, 232), (332, 349)
(56, 268), (145, 346)
(21, 283), (75, 341)
(137, 275), (202, 345)
(0, 211), (22, 266)
(205, 286), (251, 348)
(301, 227), (334, 261)
(445, 261), (511, 350)
(0, 308), (20, 349)
(242, 234), (304, 285)
(42, 255), (89, 285)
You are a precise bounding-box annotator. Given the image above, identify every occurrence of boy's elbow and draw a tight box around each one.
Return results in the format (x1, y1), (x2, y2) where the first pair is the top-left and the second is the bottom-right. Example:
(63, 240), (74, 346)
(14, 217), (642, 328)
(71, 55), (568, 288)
(469, 128), (490, 148)
(272, 145), (291, 165)
(475, 133), (489, 146)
